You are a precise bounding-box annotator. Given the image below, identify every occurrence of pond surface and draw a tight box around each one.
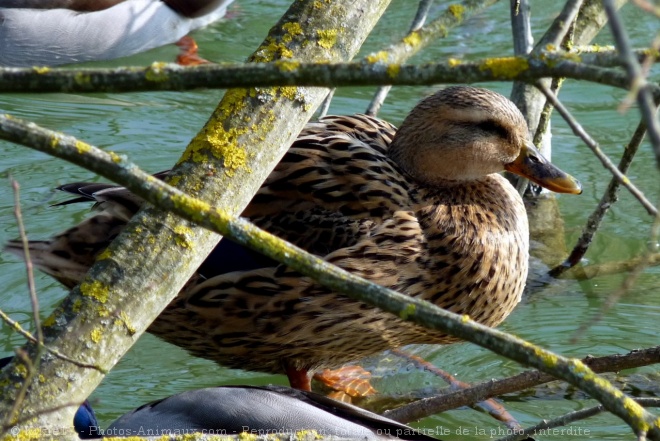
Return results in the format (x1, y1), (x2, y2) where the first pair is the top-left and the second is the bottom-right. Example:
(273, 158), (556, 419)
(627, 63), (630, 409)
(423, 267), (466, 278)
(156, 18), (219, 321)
(0, 1), (658, 440)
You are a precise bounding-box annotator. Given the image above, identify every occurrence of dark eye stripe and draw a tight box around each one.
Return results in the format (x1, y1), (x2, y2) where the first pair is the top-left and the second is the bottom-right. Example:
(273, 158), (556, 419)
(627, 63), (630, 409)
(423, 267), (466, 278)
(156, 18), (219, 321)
(475, 120), (510, 139)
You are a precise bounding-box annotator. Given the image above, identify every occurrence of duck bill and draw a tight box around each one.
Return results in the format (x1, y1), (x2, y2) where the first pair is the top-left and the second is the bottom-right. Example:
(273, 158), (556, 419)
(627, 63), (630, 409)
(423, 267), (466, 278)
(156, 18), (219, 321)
(504, 141), (582, 194)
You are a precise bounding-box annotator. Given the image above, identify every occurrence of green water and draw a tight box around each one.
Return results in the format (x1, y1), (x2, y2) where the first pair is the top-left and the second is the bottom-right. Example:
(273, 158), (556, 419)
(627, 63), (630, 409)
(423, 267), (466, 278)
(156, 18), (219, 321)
(1, 1), (659, 439)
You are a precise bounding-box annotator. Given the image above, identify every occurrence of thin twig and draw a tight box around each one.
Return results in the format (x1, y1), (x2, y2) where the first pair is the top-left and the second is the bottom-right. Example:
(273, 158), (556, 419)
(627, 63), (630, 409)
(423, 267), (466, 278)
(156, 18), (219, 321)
(571, 46), (660, 67)
(552, 119), (648, 274)
(640, 34), (660, 78)
(10, 179), (43, 346)
(3, 349), (36, 432)
(385, 346), (660, 422)
(632, 0), (660, 17)
(408, 0), (434, 32)
(316, 89), (335, 119)
(4, 181), (44, 431)
(366, 0), (433, 116)
(570, 201), (660, 342)
(391, 349), (524, 431)
(536, 0), (583, 49)
(495, 398), (660, 441)
(531, 76), (563, 153)
(495, 406), (602, 441)
(366, 86), (394, 118)
(559, 253), (660, 280)
(603, 0), (660, 166)
(528, 0), (579, 153)
(569, 264), (644, 341)
(535, 82), (657, 216)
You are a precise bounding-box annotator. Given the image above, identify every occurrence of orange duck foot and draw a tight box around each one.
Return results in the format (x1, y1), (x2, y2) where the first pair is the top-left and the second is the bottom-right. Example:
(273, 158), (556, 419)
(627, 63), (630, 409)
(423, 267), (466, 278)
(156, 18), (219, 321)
(175, 35), (212, 66)
(313, 365), (377, 402)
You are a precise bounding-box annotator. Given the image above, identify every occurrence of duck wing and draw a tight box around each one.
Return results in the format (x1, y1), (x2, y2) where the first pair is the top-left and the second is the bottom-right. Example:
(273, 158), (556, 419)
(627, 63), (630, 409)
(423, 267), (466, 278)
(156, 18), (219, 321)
(5, 115), (409, 286)
(246, 114), (409, 220)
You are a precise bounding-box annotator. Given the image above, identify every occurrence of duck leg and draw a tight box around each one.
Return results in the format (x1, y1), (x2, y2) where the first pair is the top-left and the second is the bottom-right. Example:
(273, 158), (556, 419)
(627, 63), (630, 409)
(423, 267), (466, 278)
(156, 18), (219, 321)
(175, 36), (211, 66)
(284, 364), (312, 391)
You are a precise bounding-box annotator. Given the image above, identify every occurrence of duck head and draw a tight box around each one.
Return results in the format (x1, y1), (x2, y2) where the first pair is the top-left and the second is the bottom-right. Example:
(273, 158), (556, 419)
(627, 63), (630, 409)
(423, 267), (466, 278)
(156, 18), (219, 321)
(389, 86), (582, 194)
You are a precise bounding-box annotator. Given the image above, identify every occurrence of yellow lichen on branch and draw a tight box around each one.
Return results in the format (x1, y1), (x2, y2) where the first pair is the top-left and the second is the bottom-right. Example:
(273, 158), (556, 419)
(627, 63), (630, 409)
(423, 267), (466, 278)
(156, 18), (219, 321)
(79, 280), (109, 304)
(479, 56), (530, 78)
(316, 29), (338, 49)
(144, 62), (170, 82)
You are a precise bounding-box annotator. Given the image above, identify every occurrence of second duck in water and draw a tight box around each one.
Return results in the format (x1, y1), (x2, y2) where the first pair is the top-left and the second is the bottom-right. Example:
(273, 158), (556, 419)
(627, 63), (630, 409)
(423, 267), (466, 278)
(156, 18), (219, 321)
(101, 385), (437, 440)
(6, 86), (581, 390)
(0, 0), (234, 67)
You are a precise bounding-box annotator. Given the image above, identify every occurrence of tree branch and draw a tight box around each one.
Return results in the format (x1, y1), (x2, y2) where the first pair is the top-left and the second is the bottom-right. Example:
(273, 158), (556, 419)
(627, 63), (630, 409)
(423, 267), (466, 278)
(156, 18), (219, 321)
(558, 119), (647, 270)
(0, 52), (658, 96)
(604, 0), (660, 166)
(536, 83), (657, 217)
(365, 0), (495, 115)
(0, 310), (102, 371)
(366, 0), (432, 116)
(385, 346), (660, 422)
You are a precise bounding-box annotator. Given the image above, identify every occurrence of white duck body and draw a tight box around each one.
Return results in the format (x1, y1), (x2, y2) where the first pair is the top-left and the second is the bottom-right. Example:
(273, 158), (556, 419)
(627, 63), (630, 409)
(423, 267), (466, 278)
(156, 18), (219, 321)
(0, 0), (234, 67)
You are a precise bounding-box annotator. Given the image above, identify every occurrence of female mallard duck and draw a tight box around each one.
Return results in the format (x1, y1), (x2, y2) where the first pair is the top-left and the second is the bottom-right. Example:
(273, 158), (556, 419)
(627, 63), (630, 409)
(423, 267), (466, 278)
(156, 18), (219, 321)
(5, 86), (581, 391)
(0, 0), (234, 67)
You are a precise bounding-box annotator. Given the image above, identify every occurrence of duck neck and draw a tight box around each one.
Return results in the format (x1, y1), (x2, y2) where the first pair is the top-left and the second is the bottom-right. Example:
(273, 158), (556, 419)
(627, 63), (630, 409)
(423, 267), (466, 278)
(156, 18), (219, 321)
(388, 141), (479, 189)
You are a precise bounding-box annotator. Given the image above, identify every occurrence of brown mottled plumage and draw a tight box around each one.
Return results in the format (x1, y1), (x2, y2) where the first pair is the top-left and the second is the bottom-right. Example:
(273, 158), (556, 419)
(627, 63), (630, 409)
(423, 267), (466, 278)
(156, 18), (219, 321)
(5, 86), (581, 390)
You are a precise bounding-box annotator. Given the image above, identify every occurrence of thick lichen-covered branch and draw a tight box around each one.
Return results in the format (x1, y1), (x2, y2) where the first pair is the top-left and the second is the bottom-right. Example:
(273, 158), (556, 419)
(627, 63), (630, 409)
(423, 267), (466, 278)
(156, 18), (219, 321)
(0, 0), (392, 435)
(1, 51), (659, 96)
(0, 310), (101, 372)
(1, 114), (658, 439)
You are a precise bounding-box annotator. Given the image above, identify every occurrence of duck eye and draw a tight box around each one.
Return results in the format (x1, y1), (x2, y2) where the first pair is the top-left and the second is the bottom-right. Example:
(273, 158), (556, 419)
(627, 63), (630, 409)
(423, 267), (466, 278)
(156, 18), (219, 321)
(528, 153), (541, 163)
(475, 120), (510, 139)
